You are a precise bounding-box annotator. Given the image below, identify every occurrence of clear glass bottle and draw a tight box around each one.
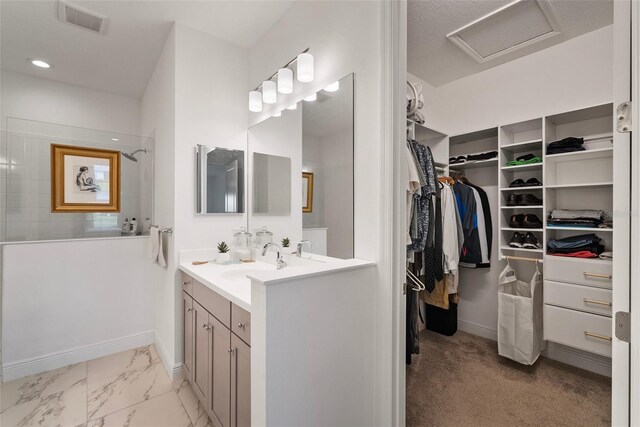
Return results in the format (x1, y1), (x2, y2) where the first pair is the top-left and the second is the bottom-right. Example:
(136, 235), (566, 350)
(232, 227), (252, 262)
(256, 226), (273, 249)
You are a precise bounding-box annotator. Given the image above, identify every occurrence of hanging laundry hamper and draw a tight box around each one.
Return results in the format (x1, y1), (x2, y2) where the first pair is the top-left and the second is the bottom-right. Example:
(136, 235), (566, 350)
(497, 264), (544, 365)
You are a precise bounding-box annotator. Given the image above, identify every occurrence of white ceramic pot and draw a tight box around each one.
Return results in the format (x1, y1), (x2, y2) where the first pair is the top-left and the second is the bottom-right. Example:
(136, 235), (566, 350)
(217, 252), (230, 264)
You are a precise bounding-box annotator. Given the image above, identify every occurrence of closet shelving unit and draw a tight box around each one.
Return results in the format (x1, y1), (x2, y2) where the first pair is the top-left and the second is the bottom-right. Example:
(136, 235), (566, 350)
(498, 118), (545, 259)
(448, 127), (499, 170)
(407, 119), (449, 170)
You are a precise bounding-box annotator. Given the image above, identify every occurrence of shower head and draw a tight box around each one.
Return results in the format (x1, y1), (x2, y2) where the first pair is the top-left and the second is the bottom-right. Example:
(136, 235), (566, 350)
(121, 148), (147, 162)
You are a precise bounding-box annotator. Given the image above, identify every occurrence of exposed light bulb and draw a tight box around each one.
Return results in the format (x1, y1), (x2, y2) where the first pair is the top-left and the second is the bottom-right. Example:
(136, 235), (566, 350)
(262, 80), (277, 104)
(324, 81), (340, 92)
(249, 91), (263, 112)
(296, 52), (314, 83)
(273, 111), (282, 117)
(304, 93), (317, 102)
(277, 68), (293, 94)
(29, 59), (51, 69)
(287, 103), (298, 110)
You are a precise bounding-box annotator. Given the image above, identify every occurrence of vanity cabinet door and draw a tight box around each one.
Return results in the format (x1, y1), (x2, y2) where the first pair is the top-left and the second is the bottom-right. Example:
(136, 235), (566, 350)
(231, 333), (251, 427)
(193, 301), (211, 405)
(183, 292), (194, 382)
(211, 316), (231, 427)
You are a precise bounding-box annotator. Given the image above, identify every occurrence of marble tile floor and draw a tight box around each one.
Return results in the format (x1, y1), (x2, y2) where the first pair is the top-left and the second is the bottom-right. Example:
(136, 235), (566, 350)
(1, 345), (212, 427)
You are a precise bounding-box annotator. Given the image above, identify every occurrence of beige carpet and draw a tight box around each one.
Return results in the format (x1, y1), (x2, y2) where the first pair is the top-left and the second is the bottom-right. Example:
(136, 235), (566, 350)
(406, 329), (611, 427)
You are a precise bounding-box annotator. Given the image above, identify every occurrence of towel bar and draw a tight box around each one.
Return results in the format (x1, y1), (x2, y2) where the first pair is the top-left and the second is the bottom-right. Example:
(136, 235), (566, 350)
(151, 225), (173, 234)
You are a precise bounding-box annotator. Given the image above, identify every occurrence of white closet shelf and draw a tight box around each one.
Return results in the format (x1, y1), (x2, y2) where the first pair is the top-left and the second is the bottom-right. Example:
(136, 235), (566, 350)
(545, 147), (613, 162)
(500, 139), (543, 153)
(545, 182), (613, 189)
(501, 227), (543, 232)
(501, 163), (543, 171)
(543, 254), (612, 265)
(407, 119), (448, 139)
(449, 158), (498, 169)
(501, 246), (544, 254)
(546, 226), (613, 232)
(500, 186), (543, 192)
(500, 205), (544, 209)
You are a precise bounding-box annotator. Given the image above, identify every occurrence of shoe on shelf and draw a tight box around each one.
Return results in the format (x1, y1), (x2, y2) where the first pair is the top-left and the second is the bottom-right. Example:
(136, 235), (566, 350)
(510, 214), (525, 228)
(506, 194), (519, 206)
(525, 177), (542, 186)
(522, 214), (543, 228)
(517, 194), (543, 206)
(522, 232), (542, 249)
(509, 232), (524, 248)
(509, 179), (526, 188)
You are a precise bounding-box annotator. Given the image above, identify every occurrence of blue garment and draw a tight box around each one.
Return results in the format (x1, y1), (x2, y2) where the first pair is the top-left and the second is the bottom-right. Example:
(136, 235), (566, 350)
(547, 234), (601, 250)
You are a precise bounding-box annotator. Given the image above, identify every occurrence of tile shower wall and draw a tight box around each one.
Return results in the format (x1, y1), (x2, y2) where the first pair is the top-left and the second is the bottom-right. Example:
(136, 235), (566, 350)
(1, 120), (153, 242)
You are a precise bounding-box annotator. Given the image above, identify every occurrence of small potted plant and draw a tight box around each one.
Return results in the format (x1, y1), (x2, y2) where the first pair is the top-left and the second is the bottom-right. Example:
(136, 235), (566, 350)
(281, 237), (290, 248)
(217, 241), (230, 264)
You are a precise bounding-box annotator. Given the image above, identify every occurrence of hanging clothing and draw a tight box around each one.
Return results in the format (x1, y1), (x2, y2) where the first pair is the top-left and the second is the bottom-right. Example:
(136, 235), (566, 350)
(407, 141), (437, 253)
(453, 182), (482, 264)
(465, 181), (492, 261)
(406, 143), (422, 246)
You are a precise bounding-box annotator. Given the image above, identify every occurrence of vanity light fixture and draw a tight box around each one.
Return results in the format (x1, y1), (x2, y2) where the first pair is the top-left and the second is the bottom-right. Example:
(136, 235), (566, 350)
(29, 59), (52, 69)
(296, 52), (314, 83)
(262, 80), (277, 104)
(273, 111), (282, 117)
(249, 90), (263, 112)
(277, 68), (293, 94)
(324, 81), (340, 92)
(304, 93), (317, 102)
(111, 138), (120, 142)
(248, 48), (311, 112)
(287, 103), (298, 110)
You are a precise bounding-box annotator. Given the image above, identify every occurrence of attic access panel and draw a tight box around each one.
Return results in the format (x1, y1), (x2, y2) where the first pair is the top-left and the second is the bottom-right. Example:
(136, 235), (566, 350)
(446, 0), (561, 63)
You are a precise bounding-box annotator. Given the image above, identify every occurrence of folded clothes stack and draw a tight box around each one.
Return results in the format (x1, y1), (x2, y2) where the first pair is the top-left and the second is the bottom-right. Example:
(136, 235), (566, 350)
(547, 233), (605, 258)
(599, 216), (613, 229)
(505, 153), (542, 167)
(547, 209), (605, 228)
(547, 137), (585, 155)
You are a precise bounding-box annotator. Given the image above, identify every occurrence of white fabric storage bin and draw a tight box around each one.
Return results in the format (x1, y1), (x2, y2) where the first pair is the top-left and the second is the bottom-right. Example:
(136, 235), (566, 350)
(497, 265), (544, 365)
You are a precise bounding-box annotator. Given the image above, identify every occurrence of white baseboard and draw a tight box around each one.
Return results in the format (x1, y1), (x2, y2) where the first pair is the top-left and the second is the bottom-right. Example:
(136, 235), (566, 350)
(2, 330), (154, 382)
(457, 319), (498, 341)
(153, 330), (181, 381)
(457, 320), (611, 377)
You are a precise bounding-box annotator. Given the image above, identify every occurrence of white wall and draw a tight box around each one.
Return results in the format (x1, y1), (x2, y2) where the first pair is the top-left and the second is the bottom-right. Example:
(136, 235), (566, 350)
(140, 25), (177, 373)
(407, 26), (613, 337)
(248, 1), (383, 423)
(141, 23), (249, 373)
(0, 71), (155, 379)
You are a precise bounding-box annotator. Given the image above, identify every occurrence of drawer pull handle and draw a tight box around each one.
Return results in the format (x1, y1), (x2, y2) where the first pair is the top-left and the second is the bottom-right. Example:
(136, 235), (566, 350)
(186, 307), (192, 312)
(583, 272), (612, 280)
(183, 281), (189, 287)
(583, 298), (612, 307)
(237, 322), (245, 329)
(202, 323), (211, 331)
(584, 331), (612, 341)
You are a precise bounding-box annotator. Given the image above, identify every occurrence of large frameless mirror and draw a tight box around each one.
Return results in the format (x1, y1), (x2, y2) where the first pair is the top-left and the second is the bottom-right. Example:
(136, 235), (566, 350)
(196, 145), (245, 214)
(248, 73), (354, 259)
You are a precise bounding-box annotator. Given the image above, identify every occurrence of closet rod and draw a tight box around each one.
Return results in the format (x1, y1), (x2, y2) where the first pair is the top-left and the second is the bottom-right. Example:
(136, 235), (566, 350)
(504, 255), (543, 263)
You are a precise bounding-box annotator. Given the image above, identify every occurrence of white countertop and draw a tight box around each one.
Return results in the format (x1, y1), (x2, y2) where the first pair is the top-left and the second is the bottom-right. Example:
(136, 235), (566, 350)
(178, 248), (375, 313)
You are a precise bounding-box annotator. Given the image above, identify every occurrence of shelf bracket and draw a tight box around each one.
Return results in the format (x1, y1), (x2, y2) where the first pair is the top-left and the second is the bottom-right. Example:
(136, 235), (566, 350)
(616, 101), (631, 133)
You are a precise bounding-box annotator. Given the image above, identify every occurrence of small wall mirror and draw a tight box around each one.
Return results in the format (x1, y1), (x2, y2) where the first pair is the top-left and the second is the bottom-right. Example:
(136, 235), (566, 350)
(196, 145), (245, 214)
(253, 152), (291, 215)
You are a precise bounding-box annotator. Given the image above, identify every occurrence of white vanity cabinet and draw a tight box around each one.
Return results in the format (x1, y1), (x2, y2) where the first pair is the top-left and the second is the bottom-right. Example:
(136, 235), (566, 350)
(182, 272), (251, 427)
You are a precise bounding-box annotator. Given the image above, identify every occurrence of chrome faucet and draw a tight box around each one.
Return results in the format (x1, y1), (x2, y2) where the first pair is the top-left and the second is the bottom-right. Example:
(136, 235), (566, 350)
(296, 240), (313, 257)
(262, 243), (287, 270)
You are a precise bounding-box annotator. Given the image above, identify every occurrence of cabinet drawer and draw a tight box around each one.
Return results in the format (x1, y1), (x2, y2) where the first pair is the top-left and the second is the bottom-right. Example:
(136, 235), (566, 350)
(232, 303), (251, 346)
(544, 280), (612, 317)
(544, 256), (612, 288)
(181, 272), (194, 296)
(544, 305), (612, 357)
(193, 279), (231, 328)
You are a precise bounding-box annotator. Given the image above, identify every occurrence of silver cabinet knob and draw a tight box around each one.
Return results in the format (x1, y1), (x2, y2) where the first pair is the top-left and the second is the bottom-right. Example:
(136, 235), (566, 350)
(228, 348), (235, 354)
(183, 281), (189, 286)
(187, 307), (192, 312)
(202, 323), (210, 330)
(237, 323), (245, 329)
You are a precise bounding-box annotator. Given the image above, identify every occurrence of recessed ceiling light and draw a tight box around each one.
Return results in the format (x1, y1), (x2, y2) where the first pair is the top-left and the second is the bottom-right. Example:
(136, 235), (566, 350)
(111, 138), (120, 141)
(29, 59), (52, 69)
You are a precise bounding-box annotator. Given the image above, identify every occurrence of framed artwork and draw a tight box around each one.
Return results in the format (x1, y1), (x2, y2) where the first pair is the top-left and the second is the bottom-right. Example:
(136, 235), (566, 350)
(51, 144), (120, 213)
(302, 172), (314, 213)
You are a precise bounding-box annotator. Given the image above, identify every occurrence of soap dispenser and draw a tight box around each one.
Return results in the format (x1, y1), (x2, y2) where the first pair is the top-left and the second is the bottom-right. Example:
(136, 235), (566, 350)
(232, 227), (252, 262)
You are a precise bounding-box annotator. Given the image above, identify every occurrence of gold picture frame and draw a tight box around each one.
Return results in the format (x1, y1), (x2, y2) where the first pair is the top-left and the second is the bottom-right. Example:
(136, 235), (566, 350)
(302, 172), (314, 213)
(51, 144), (120, 213)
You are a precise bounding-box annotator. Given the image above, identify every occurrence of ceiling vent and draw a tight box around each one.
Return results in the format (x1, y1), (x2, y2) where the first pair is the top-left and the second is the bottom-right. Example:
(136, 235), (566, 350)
(57, 1), (108, 35)
(446, 0), (561, 63)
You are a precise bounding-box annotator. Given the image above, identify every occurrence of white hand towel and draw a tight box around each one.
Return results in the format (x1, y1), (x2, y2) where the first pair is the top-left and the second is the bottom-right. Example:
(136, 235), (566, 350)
(149, 226), (167, 267)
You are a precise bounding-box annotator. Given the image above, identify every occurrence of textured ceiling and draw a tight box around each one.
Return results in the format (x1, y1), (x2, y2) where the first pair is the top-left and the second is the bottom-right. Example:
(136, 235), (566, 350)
(1, 0), (293, 98)
(408, 0), (613, 86)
